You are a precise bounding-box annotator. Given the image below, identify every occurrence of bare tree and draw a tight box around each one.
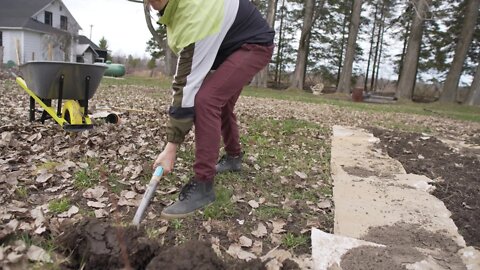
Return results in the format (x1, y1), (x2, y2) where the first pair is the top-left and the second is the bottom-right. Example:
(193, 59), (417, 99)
(289, 0), (325, 90)
(396, 0), (431, 100)
(337, 0), (363, 93)
(440, 0), (480, 103)
(251, 0), (277, 88)
(465, 64), (480, 106)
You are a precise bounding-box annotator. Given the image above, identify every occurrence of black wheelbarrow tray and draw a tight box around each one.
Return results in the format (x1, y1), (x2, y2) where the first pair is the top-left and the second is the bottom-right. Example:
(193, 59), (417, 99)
(16, 61), (108, 131)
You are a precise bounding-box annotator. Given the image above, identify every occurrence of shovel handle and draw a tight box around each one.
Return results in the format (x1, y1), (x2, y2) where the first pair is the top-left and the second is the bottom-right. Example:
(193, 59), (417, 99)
(132, 166), (164, 226)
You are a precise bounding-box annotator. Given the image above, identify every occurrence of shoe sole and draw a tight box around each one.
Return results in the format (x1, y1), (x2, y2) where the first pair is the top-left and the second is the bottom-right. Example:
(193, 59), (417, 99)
(160, 199), (215, 220)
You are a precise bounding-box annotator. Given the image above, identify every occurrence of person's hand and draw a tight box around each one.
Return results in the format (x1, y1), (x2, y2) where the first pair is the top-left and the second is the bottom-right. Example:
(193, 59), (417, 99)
(153, 142), (177, 174)
(148, 0), (168, 11)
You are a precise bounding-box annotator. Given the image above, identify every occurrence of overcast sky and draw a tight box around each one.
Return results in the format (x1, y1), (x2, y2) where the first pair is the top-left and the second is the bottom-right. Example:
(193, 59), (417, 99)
(63, 0), (152, 58)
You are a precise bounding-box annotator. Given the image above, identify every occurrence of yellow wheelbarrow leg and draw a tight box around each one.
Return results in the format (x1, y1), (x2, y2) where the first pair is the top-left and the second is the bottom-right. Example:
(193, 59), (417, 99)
(16, 77), (67, 126)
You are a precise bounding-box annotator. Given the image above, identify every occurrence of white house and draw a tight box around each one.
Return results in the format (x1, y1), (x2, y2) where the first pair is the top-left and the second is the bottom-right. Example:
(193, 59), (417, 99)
(0, 0), (105, 65)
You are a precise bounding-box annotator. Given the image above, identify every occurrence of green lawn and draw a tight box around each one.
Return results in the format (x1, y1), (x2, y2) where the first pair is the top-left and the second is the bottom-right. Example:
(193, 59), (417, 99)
(104, 75), (480, 123)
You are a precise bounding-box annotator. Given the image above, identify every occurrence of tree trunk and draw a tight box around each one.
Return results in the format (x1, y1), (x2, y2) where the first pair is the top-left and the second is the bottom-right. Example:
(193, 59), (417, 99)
(396, 0), (431, 100)
(165, 48), (177, 76)
(274, 0), (286, 85)
(251, 0), (277, 88)
(364, 3), (379, 92)
(374, 23), (386, 92)
(337, 0), (363, 93)
(440, 0), (480, 103)
(289, 0), (317, 90)
(465, 64), (480, 106)
(336, 6), (349, 88)
(396, 16), (411, 87)
(370, 2), (385, 92)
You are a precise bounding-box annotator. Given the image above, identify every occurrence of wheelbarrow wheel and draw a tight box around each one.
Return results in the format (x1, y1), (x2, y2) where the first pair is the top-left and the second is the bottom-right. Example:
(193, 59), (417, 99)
(62, 101), (84, 125)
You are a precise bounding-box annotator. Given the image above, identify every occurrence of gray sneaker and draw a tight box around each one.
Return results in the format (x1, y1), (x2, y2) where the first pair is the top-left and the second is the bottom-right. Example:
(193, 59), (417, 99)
(161, 180), (215, 219)
(215, 153), (243, 173)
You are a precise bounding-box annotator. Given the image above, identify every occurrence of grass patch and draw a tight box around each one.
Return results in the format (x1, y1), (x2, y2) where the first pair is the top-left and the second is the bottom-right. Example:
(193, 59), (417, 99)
(108, 174), (126, 194)
(74, 168), (99, 189)
(203, 187), (236, 219)
(282, 232), (308, 250)
(37, 161), (61, 172)
(48, 198), (71, 214)
(256, 206), (290, 219)
(241, 86), (480, 123)
(15, 186), (28, 198)
(291, 189), (318, 201)
(170, 219), (184, 230)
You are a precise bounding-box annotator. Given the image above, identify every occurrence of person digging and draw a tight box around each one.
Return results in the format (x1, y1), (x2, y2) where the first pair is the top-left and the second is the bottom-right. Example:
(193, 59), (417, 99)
(149, 0), (275, 218)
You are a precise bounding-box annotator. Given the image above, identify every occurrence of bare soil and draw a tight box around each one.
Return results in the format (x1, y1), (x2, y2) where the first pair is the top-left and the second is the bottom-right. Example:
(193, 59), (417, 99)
(371, 128), (480, 248)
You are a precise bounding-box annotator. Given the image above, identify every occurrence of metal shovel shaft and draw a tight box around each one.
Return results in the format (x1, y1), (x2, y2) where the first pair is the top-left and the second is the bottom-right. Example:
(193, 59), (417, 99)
(132, 166), (163, 226)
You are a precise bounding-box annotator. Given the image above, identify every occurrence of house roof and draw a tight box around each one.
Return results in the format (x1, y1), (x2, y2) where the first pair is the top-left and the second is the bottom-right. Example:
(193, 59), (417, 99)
(0, 0), (54, 28)
(78, 35), (106, 52)
(0, 0), (81, 35)
(76, 44), (99, 57)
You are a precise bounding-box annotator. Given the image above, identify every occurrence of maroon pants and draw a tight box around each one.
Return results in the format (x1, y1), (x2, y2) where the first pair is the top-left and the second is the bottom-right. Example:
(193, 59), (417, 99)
(193, 43), (274, 182)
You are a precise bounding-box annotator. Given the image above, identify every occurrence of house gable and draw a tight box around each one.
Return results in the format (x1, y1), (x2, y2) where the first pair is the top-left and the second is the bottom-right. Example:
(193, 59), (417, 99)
(0, 0), (81, 35)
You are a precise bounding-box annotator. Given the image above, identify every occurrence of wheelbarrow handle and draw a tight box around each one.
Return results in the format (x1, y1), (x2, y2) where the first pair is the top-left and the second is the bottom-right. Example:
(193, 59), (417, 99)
(132, 166), (164, 226)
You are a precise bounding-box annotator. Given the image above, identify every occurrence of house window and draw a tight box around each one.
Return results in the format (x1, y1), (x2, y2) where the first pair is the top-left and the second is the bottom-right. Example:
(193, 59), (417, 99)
(61, 16), (68, 30)
(0, 31), (3, 47)
(45, 11), (53, 26)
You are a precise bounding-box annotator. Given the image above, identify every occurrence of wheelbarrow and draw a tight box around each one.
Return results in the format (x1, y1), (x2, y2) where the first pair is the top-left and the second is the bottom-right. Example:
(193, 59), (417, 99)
(15, 61), (108, 132)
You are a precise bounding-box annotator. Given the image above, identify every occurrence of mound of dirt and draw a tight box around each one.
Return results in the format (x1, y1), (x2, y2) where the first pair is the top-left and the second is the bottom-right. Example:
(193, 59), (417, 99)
(57, 219), (267, 270)
(57, 218), (159, 270)
(146, 240), (265, 270)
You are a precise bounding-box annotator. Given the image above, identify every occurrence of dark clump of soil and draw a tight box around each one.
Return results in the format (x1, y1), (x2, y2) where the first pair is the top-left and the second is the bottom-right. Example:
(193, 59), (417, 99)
(146, 240), (265, 270)
(370, 128), (480, 248)
(57, 219), (268, 270)
(57, 218), (159, 270)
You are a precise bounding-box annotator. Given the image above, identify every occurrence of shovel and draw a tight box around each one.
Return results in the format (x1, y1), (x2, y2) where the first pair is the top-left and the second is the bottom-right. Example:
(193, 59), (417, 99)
(132, 166), (164, 226)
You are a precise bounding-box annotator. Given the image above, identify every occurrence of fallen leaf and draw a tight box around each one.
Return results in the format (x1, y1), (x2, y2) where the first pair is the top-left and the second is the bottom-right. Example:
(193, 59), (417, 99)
(36, 173), (53, 183)
(124, 190), (137, 199)
(27, 245), (52, 262)
(34, 226), (47, 235)
(265, 258), (282, 270)
(252, 223), (268, 238)
(58, 206), (79, 218)
(30, 207), (46, 227)
(158, 226), (168, 234)
(239, 236), (253, 248)
(94, 209), (109, 218)
(248, 200), (260, 209)
(211, 237), (223, 258)
(294, 171), (307, 179)
(118, 197), (137, 206)
(7, 252), (24, 263)
(83, 186), (107, 199)
(271, 220), (286, 234)
(203, 220), (212, 233)
(227, 244), (257, 261)
(261, 247), (292, 263)
(87, 201), (106, 209)
(317, 199), (332, 209)
(252, 240), (263, 255)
